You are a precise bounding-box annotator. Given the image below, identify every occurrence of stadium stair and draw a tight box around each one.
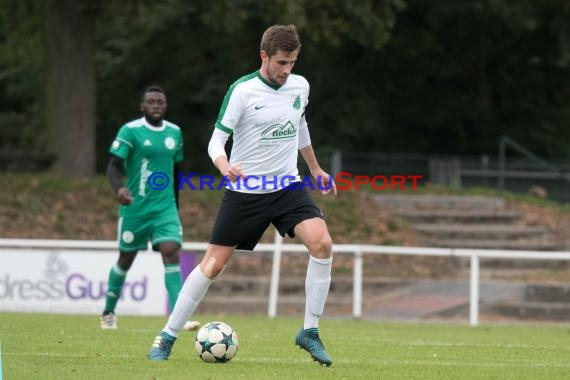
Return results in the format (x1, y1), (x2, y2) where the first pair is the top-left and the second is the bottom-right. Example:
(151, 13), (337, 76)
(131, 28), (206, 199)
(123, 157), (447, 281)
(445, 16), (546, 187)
(373, 194), (563, 251)
(370, 194), (570, 322)
(196, 273), (408, 316)
(488, 284), (570, 321)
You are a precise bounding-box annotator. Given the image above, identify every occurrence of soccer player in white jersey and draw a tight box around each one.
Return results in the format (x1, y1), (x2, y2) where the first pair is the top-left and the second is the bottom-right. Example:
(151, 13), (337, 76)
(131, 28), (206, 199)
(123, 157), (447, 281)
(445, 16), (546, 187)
(101, 86), (198, 332)
(148, 25), (337, 366)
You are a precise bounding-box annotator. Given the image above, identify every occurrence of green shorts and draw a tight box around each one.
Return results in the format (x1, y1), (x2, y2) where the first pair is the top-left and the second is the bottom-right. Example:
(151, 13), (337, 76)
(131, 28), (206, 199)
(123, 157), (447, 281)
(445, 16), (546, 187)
(117, 213), (183, 252)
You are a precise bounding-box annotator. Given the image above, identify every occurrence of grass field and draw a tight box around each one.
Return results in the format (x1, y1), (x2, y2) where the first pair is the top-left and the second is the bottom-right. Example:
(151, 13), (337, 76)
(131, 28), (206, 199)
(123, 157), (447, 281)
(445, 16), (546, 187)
(1, 313), (570, 379)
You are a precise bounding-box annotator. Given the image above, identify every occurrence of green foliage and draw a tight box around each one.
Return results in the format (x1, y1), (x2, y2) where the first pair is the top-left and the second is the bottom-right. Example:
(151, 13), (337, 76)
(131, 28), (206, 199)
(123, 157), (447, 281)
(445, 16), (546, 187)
(2, 312), (570, 379)
(0, 0), (43, 150)
(372, 0), (570, 157)
(254, 0), (406, 49)
(2, 0), (570, 173)
(93, 0), (404, 172)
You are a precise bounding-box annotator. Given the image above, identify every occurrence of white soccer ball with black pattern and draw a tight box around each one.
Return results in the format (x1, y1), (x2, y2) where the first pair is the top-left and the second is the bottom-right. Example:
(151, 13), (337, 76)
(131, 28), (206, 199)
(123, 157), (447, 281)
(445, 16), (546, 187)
(194, 321), (238, 363)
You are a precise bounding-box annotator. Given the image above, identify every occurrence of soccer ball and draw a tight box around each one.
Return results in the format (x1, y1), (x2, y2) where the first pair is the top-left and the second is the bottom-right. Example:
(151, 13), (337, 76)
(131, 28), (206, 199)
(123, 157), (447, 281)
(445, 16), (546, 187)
(195, 321), (238, 363)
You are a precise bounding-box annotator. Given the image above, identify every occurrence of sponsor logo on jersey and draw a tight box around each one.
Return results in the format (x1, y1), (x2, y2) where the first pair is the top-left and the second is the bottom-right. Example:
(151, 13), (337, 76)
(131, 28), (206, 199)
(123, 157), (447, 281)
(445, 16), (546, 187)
(139, 158), (152, 196)
(254, 104), (266, 110)
(144, 139), (152, 146)
(260, 121), (297, 141)
(164, 137), (176, 149)
(112, 140), (120, 150)
(293, 95), (301, 110)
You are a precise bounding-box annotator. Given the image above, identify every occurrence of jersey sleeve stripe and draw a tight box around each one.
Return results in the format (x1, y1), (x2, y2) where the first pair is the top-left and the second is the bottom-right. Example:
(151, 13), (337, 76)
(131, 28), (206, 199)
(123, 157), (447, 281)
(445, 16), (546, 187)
(116, 137), (133, 148)
(215, 122), (233, 134)
(215, 71), (257, 129)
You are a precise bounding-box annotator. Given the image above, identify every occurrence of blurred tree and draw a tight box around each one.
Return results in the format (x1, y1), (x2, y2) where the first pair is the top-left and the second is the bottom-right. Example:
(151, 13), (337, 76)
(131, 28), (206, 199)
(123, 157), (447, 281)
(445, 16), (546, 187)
(2, 0), (569, 176)
(370, 0), (570, 157)
(0, 0), (42, 151)
(94, 0), (405, 173)
(40, 0), (98, 177)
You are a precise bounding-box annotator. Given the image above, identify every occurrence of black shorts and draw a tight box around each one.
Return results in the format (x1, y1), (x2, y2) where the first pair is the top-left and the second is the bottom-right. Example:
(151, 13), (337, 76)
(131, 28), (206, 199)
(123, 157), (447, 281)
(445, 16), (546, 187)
(209, 183), (323, 250)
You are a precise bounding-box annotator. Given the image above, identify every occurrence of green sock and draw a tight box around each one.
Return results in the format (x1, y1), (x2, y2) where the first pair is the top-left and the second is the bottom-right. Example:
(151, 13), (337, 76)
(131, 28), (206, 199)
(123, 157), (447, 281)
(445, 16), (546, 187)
(164, 263), (182, 313)
(103, 263), (127, 314)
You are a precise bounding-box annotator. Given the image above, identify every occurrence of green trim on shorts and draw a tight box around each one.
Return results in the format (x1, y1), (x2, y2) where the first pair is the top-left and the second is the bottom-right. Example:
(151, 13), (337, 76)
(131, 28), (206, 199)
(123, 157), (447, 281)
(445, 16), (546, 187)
(152, 236), (183, 245)
(118, 245), (146, 253)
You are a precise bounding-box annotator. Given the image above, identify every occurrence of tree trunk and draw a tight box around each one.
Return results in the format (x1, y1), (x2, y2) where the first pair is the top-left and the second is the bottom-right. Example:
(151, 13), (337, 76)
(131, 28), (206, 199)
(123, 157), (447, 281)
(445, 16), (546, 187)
(477, 28), (494, 118)
(40, 0), (97, 177)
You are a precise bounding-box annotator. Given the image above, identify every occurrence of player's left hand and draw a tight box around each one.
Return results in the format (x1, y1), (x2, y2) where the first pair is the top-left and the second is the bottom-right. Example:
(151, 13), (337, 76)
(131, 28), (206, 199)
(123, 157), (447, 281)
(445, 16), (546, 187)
(117, 187), (133, 205)
(312, 170), (337, 196)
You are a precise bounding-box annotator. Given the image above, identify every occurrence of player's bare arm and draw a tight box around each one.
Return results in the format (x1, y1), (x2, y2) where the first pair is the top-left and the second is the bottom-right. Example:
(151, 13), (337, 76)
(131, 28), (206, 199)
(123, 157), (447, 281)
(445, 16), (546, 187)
(300, 145), (337, 196)
(107, 154), (133, 205)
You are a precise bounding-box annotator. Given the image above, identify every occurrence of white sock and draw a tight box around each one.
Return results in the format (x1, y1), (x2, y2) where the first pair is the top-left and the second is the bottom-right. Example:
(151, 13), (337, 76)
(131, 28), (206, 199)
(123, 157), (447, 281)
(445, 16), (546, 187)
(163, 266), (212, 337)
(304, 255), (332, 330)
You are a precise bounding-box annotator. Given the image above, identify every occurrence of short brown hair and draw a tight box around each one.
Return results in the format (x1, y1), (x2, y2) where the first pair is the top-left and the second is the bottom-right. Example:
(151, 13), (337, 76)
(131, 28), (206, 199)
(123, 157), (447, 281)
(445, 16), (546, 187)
(260, 24), (301, 57)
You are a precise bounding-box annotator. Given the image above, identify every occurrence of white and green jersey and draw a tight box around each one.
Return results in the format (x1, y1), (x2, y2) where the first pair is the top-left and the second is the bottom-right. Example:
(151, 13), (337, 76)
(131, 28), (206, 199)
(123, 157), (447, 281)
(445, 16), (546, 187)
(109, 117), (183, 217)
(215, 70), (309, 193)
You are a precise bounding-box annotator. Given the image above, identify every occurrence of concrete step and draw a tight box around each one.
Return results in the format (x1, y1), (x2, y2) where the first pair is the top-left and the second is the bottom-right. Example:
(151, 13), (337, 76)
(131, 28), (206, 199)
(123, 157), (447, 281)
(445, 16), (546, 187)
(197, 294), (354, 316)
(372, 193), (562, 257)
(479, 258), (567, 269)
(417, 238), (561, 251)
(525, 284), (570, 302)
(489, 301), (570, 321)
(373, 195), (505, 210)
(198, 279), (570, 321)
(413, 224), (548, 238)
(393, 209), (522, 223)
(206, 275), (408, 297)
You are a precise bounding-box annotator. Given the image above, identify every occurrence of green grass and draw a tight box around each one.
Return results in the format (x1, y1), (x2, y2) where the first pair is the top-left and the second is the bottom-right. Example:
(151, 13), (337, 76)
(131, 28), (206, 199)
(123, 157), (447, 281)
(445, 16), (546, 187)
(2, 313), (570, 379)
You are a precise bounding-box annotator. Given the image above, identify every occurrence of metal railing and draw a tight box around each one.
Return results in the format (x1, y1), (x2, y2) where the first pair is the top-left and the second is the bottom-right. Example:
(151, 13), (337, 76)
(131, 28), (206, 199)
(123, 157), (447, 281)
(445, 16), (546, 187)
(498, 136), (570, 192)
(1, 236), (569, 326)
(322, 146), (570, 201)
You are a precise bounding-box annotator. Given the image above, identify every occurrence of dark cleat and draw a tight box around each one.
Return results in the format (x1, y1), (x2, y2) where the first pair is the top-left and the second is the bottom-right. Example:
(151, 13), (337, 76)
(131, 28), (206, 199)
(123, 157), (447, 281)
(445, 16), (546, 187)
(295, 327), (332, 366)
(148, 331), (176, 361)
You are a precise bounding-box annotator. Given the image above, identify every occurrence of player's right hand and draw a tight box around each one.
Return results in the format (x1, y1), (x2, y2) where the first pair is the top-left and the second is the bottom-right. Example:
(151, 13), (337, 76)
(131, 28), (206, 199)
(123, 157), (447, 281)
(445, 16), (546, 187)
(220, 163), (245, 183)
(117, 187), (133, 205)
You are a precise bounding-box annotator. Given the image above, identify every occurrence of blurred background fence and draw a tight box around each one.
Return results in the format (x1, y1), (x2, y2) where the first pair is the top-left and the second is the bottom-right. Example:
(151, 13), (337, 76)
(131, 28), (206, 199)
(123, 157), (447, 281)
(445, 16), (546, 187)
(309, 144), (570, 202)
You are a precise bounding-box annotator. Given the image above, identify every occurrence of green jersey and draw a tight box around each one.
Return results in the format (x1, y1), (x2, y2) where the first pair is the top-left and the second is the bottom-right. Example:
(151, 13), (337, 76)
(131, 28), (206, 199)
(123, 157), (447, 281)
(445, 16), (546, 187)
(109, 117), (184, 218)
